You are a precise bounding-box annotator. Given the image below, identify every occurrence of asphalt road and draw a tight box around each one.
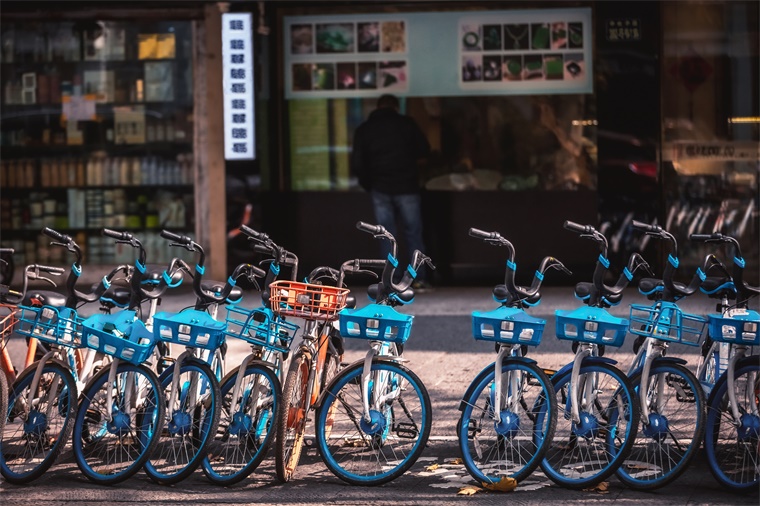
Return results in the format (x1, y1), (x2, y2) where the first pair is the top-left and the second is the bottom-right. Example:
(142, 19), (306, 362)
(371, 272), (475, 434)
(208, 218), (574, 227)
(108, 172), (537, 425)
(2, 286), (758, 505)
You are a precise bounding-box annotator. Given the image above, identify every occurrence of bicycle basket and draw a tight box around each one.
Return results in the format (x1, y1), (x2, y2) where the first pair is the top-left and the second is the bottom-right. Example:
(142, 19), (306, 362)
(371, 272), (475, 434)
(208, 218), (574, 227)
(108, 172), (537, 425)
(1, 303), (19, 340)
(153, 309), (226, 350)
(707, 309), (760, 345)
(16, 305), (83, 348)
(81, 310), (157, 365)
(224, 305), (300, 353)
(269, 280), (349, 321)
(472, 306), (545, 346)
(629, 302), (706, 346)
(339, 303), (413, 344)
(555, 306), (628, 348)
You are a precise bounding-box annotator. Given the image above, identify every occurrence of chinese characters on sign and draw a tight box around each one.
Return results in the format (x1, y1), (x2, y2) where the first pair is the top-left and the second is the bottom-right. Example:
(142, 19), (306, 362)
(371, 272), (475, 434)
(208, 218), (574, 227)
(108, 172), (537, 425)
(222, 13), (255, 159)
(605, 19), (641, 41)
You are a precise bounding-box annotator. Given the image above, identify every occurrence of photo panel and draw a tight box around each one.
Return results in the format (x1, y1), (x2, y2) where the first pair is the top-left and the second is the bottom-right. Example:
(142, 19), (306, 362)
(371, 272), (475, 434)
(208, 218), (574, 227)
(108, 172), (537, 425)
(358, 61), (378, 89)
(568, 22), (584, 48)
(543, 54), (564, 80)
(313, 62), (335, 90)
(357, 22), (380, 52)
(503, 24), (529, 50)
(564, 53), (585, 80)
(531, 23), (550, 50)
(336, 62), (358, 89)
(291, 24), (313, 54)
(551, 22), (568, 49)
(483, 55), (501, 81)
(381, 21), (406, 52)
(292, 63), (313, 91)
(523, 54), (543, 80)
(316, 23), (355, 53)
(378, 60), (407, 90)
(462, 54), (482, 82)
(502, 55), (523, 81)
(461, 24), (481, 51)
(482, 24), (502, 51)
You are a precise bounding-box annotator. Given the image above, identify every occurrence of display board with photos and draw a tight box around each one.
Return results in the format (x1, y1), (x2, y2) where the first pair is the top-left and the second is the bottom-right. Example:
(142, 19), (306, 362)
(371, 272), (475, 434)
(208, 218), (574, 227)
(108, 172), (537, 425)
(459, 10), (591, 93)
(285, 16), (409, 98)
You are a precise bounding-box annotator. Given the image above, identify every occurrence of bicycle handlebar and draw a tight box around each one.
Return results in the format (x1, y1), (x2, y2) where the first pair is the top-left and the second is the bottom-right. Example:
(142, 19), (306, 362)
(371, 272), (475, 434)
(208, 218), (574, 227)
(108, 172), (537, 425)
(356, 221), (385, 235)
(0, 264), (66, 304)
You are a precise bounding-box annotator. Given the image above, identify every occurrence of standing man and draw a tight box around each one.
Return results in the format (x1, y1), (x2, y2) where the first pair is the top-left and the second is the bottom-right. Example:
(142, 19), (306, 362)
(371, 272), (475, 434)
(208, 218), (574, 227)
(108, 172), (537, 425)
(351, 94), (432, 289)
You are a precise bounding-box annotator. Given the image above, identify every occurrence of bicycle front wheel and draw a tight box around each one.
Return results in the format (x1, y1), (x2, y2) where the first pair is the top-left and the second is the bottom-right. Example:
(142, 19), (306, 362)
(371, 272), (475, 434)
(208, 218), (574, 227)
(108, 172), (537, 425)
(275, 350), (311, 482)
(541, 361), (639, 489)
(1, 361), (77, 484)
(617, 361), (705, 490)
(73, 362), (164, 484)
(315, 359), (432, 486)
(704, 356), (760, 492)
(144, 359), (221, 485)
(202, 362), (280, 485)
(1, 366), (8, 435)
(458, 360), (556, 483)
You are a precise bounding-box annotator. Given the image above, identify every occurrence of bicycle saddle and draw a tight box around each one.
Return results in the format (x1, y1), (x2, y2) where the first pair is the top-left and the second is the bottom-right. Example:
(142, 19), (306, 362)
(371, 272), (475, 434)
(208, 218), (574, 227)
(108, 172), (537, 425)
(367, 283), (414, 304)
(492, 284), (540, 305)
(699, 276), (736, 300)
(202, 280), (244, 303)
(638, 278), (664, 300)
(574, 282), (623, 305)
(23, 289), (67, 307)
(97, 284), (131, 307)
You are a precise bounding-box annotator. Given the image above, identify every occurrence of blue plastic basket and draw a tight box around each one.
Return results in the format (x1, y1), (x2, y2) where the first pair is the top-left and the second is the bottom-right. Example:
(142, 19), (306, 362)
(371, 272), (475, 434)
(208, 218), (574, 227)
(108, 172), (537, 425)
(16, 305), (83, 348)
(224, 305), (300, 353)
(339, 304), (413, 344)
(153, 310), (226, 350)
(629, 302), (706, 346)
(555, 306), (628, 348)
(707, 309), (760, 345)
(81, 310), (157, 365)
(472, 306), (545, 346)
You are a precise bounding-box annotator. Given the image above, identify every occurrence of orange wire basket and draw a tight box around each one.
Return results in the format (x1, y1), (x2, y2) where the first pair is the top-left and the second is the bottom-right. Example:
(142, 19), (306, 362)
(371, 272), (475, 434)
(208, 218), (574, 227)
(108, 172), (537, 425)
(0, 303), (19, 342)
(268, 280), (349, 321)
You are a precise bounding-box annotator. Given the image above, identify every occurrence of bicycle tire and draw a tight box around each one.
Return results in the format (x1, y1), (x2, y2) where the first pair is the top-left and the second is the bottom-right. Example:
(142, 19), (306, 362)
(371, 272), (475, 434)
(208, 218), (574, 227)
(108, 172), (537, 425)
(458, 360), (557, 483)
(617, 361), (706, 490)
(275, 350), (311, 482)
(704, 356), (760, 492)
(540, 361), (639, 489)
(319, 351), (341, 442)
(202, 362), (280, 485)
(72, 362), (164, 484)
(315, 359), (432, 486)
(1, 361), (77, 484)
(1, 367), (7, 436)
(144, 359), (221, 485)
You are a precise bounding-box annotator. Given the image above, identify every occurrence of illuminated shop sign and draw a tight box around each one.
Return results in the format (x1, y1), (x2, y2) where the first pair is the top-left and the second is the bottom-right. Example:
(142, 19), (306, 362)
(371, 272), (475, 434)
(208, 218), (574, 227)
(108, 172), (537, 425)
(222, 13), (255, 159)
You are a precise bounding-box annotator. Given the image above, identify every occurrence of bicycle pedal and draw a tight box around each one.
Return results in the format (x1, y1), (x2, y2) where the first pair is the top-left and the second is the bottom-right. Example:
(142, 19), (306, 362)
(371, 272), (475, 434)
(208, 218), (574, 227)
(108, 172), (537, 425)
(394, 422), (418, 439)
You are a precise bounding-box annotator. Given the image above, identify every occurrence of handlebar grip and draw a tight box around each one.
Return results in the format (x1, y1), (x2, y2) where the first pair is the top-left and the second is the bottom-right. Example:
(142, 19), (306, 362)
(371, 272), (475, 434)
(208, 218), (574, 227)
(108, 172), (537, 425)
(253, 243), (274, 255)
(359, 259), (386, 267)
(250, 265), (267, 278)
(356, 221), (384, 234)
(563, 221), (589, 234)
(160, 230), (183, 242)
(690, 233), (722, 241)
(468, 228), (495, 239)
(102, 228), (128, 240)
(0, 248), (14, 254)
(42, 227), (66, 241)
(37, 265), (66, 275)
(631, 220), (655, 232)
(240, 224), (264, 239)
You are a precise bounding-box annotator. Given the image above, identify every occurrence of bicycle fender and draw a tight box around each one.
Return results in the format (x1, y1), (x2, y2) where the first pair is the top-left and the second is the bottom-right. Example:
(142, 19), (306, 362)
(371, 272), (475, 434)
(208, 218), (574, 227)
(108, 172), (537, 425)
(156, 356), (212, 383)
(626, 356), (688, 380)
(706, 354), (760, 406)
(219, 359), (280, 386)
(457, 357), (537, 412)
(15, 357), (72, 384)
(314, 356), (402, 409)
(552, 356), (618, 382)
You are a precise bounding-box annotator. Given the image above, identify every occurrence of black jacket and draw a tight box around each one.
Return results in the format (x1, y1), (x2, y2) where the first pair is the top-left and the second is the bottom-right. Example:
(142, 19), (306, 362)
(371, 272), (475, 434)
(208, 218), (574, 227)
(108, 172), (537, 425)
(351, 107), (430, 195)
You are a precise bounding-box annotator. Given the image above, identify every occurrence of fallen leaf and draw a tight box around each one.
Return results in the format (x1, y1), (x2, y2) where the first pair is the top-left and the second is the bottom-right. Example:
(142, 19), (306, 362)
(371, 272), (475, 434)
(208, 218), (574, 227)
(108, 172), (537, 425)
(481, 477), (518, 492)
(446, 458), (464, 465)
(457, 485), (483, 495)
(425, 463), (440, 471)
(583, 481), (609, 494)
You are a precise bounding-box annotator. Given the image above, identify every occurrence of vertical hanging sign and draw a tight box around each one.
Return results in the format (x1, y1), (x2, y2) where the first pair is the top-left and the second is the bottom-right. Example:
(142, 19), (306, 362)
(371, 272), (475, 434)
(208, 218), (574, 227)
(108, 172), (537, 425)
(222, 13), (255, 159)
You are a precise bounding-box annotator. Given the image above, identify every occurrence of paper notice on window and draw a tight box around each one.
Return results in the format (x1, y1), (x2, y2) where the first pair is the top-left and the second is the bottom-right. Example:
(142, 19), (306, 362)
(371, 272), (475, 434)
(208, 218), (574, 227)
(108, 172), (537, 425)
(62, 94), (96, 121)
(114, 105), (146, 144)
(138, 34), (158, 59)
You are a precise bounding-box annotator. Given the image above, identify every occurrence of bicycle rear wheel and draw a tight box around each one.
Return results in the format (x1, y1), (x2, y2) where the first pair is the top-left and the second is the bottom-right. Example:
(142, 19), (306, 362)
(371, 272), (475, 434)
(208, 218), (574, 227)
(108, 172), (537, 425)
(202, 362), (280, 485)
(1, 361), (77, 484)
(275, 350), (311, 482)
(73, 362), (164, 484)
(316, 359), (432, 486)
(704, 356), (760, 492)
(541, 361), (639, 489)
(617, 362), (705, 490)
(458, 360), (556, 483)
(144, 359), (221, 484)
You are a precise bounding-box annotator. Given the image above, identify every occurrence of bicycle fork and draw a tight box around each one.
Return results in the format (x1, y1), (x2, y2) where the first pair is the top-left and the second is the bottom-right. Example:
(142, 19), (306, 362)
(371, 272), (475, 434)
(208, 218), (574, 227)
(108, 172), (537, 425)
(491, 344), (522, 423)
(638, 338), (667, 424)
